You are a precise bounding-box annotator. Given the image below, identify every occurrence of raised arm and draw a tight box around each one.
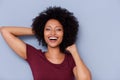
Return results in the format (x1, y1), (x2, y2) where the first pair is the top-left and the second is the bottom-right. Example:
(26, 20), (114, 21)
(66, 44), (91, 80)
(0, 26), (34, 59)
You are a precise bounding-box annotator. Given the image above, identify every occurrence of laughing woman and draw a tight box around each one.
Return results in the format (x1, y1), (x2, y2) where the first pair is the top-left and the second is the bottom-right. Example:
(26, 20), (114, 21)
(0, 7), (91, 80)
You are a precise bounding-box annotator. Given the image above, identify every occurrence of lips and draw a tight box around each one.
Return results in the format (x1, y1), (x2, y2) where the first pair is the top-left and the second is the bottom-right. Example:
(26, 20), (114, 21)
(49, 36), (58, 40)
(48, 36), (58, 42)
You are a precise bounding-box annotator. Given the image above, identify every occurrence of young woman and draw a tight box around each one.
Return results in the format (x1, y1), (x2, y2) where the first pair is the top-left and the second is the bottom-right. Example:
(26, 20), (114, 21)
(0, 7), (91, 80)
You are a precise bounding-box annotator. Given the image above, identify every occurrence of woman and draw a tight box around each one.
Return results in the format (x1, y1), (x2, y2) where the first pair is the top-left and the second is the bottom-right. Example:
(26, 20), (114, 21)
(0, 7), (91, 80)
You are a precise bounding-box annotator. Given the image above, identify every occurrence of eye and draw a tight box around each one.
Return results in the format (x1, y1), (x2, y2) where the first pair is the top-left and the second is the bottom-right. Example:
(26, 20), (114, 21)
(56, 28), (62, 31)
(45, 28), (51, 31)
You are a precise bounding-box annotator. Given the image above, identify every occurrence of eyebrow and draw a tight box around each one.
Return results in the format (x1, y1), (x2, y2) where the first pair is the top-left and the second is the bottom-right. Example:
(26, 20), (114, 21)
(45, 26), (63, 28)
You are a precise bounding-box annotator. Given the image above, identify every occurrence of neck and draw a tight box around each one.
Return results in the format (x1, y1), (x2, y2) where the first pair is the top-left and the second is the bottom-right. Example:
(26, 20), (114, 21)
(45, 46), (65, 64)
(46, 46), (63, 58)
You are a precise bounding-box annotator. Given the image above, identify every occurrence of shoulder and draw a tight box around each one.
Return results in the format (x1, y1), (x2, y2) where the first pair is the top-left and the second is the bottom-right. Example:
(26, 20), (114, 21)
(26, 44), (42, 52)
(26, 44), (44, 60)
(65, 51), (74, 62)
(65, 51), (76, 68)
(65, 51), (73, 57)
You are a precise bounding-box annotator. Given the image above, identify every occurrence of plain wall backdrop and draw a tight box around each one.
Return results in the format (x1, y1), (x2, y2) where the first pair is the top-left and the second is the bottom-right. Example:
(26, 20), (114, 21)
(0, 0), (120, 80)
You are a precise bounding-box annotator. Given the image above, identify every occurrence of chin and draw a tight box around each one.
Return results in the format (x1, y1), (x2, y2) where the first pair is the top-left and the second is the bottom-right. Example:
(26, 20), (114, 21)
(47, 44), (60, 48)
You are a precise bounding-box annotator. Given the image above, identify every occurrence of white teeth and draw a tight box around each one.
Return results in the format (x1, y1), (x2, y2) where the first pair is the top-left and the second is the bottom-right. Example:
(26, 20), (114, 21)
(49, 37), (58, 40)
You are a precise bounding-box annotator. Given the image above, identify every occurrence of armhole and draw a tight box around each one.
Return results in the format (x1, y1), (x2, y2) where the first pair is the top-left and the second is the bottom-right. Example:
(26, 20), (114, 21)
(25, 43), (30, 61)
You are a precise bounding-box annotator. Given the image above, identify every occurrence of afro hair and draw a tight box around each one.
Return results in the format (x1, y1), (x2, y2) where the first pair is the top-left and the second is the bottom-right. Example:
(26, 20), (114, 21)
(32, 6), (79, 52)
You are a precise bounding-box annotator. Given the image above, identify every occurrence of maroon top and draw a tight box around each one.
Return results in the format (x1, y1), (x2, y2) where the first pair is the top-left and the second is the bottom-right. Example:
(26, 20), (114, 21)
(26, 44), (75, 80)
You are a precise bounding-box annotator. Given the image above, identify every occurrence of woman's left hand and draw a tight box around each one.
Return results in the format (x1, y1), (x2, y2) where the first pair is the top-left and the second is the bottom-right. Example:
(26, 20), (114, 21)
(66, 44), (78, 55)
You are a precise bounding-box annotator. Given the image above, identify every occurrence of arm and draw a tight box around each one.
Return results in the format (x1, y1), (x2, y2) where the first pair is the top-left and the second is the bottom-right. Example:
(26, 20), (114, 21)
(66, 44), (91, 80)
(0, 26), (34, 59)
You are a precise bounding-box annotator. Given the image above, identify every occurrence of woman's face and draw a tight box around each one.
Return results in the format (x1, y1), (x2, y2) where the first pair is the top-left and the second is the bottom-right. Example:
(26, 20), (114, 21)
(44, 19), (63, 48)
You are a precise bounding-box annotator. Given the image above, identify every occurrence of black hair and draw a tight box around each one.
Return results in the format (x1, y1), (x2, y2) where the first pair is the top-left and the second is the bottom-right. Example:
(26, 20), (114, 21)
(32, 6), (79, 52)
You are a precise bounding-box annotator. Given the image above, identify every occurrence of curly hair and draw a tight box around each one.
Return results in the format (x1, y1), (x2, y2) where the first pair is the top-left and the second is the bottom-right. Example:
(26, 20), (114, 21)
(32, 6), (79, 52)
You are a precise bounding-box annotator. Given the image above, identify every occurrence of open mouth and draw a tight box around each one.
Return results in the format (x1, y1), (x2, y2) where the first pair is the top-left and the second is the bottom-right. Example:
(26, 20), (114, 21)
(48, 36), (58, 42)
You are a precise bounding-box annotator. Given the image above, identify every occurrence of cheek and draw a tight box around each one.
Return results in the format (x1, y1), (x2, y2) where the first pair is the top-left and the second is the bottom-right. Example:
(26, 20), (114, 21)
(44, 31), (49, 37)
(59, 32), (64, 40)
(44, 31), (48, 41)
(61, 33), (64, 38)
(61, 32), (64, 37)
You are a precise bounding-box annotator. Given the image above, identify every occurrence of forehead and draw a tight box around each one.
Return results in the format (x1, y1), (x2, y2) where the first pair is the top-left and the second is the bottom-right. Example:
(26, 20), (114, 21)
(45, 19), (63, 28)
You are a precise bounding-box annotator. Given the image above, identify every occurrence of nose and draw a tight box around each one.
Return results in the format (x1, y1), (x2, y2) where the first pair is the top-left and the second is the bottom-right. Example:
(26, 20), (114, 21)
(51, 30), (56, 35)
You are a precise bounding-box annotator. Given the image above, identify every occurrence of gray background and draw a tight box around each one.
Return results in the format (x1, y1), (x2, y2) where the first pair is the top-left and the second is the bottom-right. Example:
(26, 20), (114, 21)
(0, 0), (120, 80)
